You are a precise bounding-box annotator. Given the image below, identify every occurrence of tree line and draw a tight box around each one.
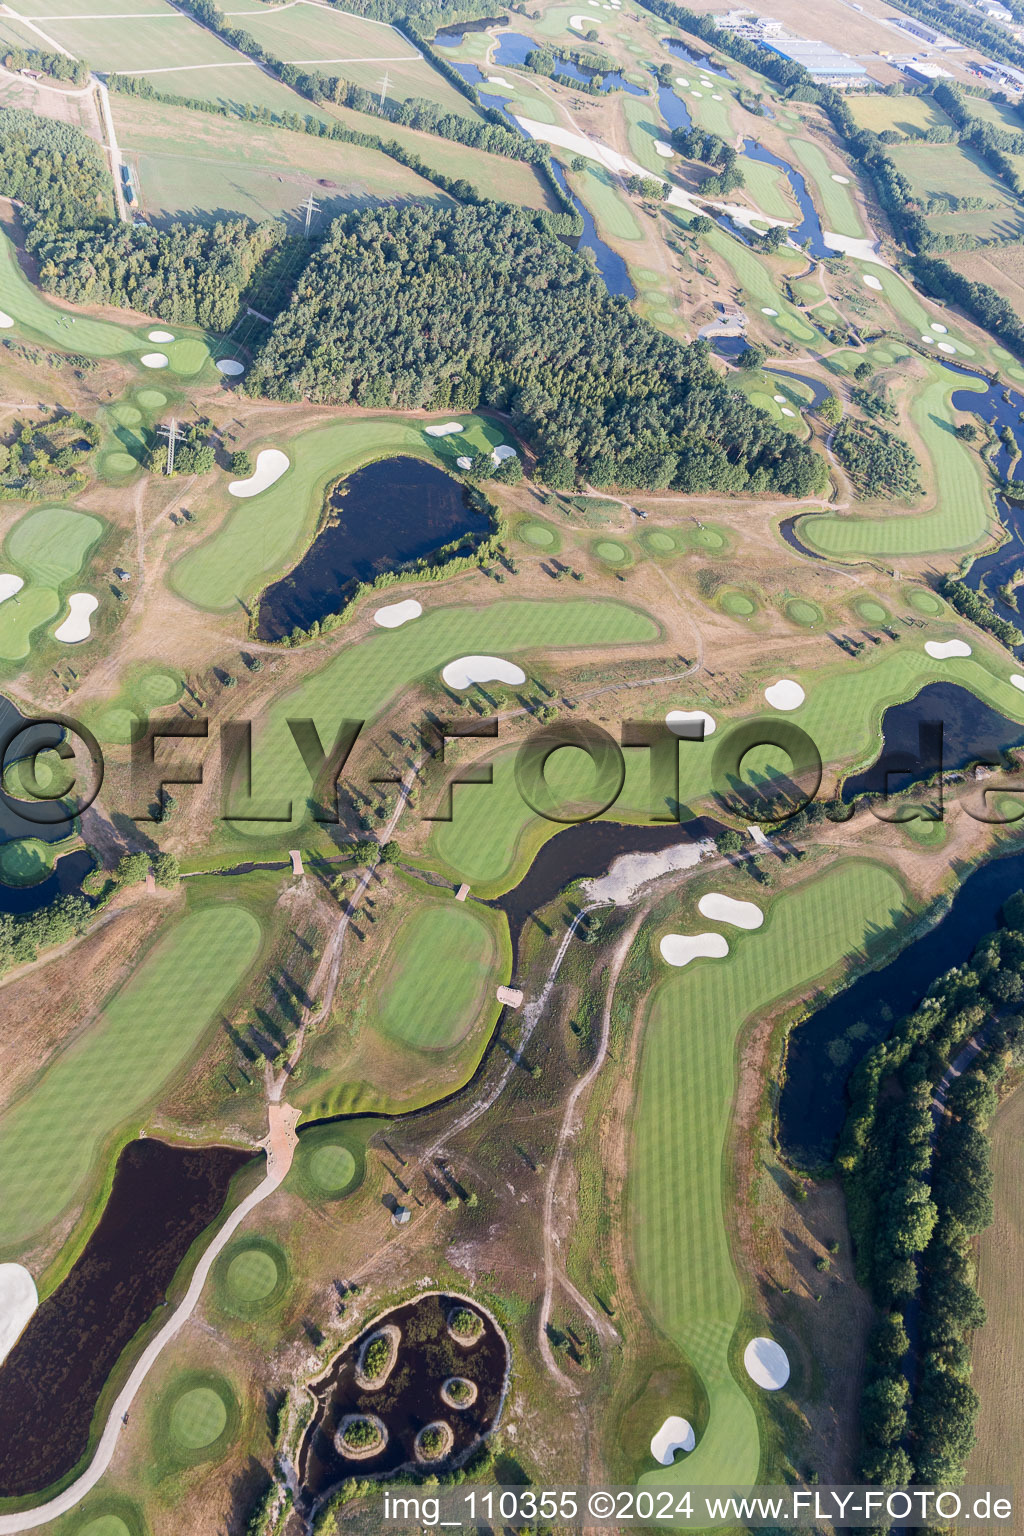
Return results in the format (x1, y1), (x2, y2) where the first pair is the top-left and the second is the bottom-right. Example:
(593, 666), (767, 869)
(838, 895), (1024, 1484)
(246, 201), (826, 497)
(0, 46), (89, 85)
(939, 574), (1024, 649)
(832, 417), (923, 500)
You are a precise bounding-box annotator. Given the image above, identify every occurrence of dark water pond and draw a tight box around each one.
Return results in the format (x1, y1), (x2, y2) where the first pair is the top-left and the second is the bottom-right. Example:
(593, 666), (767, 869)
(712, 334), (749, 359)
(656, 79), (691, 132)
(0, 847), (95, 914)
(298, 1293), (507, 1504)
(780, 845), (1024, 1168)
(0, 1138), (254, 1496)
(0, 700), (72, 841)
(432, 15), (507, 45)
(257, 457), (486, 643)
(661, 37), (731, 76)
(741, 138), (835, 259)
(546, 159), (635, 297)
(841, 681), (1024, 803)
(491, 30), (646, 94)
(495, 815), (722, 962)
(954, 372), (1024, 649)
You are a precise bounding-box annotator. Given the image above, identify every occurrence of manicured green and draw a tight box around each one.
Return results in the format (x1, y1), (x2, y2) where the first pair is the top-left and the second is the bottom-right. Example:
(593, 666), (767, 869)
(374, 902), (499, 1050)
(308, 1142), (357, 1193)
(634, 861), (907, 1489)
(229, 599), (658, 844)
(593, 539), (629, 564)
(226, 1248), (278, 1301)
(159, 1370), (238, 1464)
(704, 227), (815, 343)
(802, 366), (991, 557)
(0, 905), (262, 1249)
(78, 1519), (131, 1536)
(292, 1123), (366, 1201)
(0, 586), (61, 661)
(855, 598), (888, 624)
(577, 163), (643, 241)
(215, 1235), (288, 1316)
(908, 587), (945, 616)
(0, 837), (55, 886)
(133, 667), (183, 709)
(171, 414), (505, 610)
(170, 1387), (227, 1448)
(519, 521), (558, 548)
(622, 95), (672, 178)
(644, 529), (677, 553)
(7, 506), (103, 587)
(720, 589), (757, 616)
(785, 598), (822, 627)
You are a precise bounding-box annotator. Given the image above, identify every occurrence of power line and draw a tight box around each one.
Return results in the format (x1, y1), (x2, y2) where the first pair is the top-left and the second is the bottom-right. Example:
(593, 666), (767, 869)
(378, 68), (389, 108)
(157, 418), (180, 476)
(301, 191), (321, 237)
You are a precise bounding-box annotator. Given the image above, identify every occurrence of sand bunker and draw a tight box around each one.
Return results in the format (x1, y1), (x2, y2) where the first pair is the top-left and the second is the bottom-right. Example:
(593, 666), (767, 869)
(54, 592), (98, 643)
(217, 358), (245, 376)
(374, 598), (422, 628)
(930, 322), (948, 333)
(650, 1416), (695, 1464)
(921, 335), (936, 344)
(764, 678), (805, 710)
(584, 839), (713, 905)
(831, 173), (850, 184)
(424, 421), (464, 437)
(938, 341), (956, 354)
(456, 455), (473, 470)
(0, 312), (14, 329)
(655, 141), (674, 157)
(691, 89), (703, 97)
(744, 1336), (790, 1390)
(148, 328), (174, 342)
(491, 443), (518, 465)
(862, 274), (882, 291)
(698, 892), (763, 930)
(666, 708), (716, 737)
(675, 75), (689, 85)
(773, 393), (786, 402)
(762, 306), (778, 316)
(1012, 675), (1024, 693)
(0, 1265), (37, 1367)
(487, 75), (511, 85)
(140, 352), (169, 369)
(712, 91), (723, 99)
(441, 655), (526, 689)
(0, 574), (24, 605)
(781, 407), (795, 417)
(569, 13), (588, 27)
(925, 639), (971, 659)
(229, 448), (290, 498)
(660, 931), (729, 967)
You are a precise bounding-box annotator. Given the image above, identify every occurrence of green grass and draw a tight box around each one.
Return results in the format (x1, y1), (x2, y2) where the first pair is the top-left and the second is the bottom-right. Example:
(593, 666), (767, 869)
(37, 1), (236, 69)
(623, 94), (671, 177)
(785, 598), (822, 627)
(373, 901), (500, 1049)
(633, 860), (907, 1489)
(854, 598), (888, 624)
(158, 1370), (239, 1465)
(308, 1142), (357, 1191)
(171, 413), (504, 610)
(0, 904), (262, 1253)
(847, 92), (953, 138)
(215, 1234), (289, 1316)
(0, 586), (61, 662)
(891, 140), (1024, 242)
(230, 598), (658, 848)
(291, 1121), (367, 1202)
(0, 837), (55, 886)
(802, 366), (991, 557)
(6, 506), (103, 587)
(574, 163), (642, 241)
(738, 151), (794, 222)
(784, 136), (864, 238)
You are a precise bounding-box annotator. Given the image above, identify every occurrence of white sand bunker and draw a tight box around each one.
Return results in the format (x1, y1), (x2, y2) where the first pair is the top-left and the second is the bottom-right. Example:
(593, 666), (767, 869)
(831, 173), (850, 184)
(0, 574), (24, 605)
(925, 639), (971, 659)
(148, 328), (174, 342)
(773, 393), (786, 403)
(691, 89), (703, 97)
(675, 75), (689, 85)
(0, 311), (14, 329)
(0, 1265), (37, 1367)
(491, 443), (518, 465)
(585, 838), (712, 905)
(55, 592), (98, 643)
(456, 455), (472, 470)
(569, 13), (589, 28)
(650, 1416), (696, 1464)
(862, 274), (882, 291)
(229, 448), (290, 498)
(744, 1336), (790, 1390)
(374, 598), (422, 628)
(930, 322), (948, 333)
(140, 352), (168, 369)
(762, 306), (778, 316)
(666, 708), (716, 737)
(781, 407), (795, 417)
(712, 92), (723, 99)
(1012, 675), (1024, 692)
(698, 892), (763, 929)
(487, 75), (511, 85)
(424, 421), (464, 437)
(764, 679), (805, 710)
(655, 141), (674, 157)
(442, 655), (526, 690)
(938, 341), (956, 354)
(217, 358), (245, 376)
(921, 335), (936, 344)
(660, 931), (729, 967)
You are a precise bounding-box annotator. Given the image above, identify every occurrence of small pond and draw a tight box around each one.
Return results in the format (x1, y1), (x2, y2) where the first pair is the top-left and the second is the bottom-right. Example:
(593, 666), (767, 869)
(0, 1138), (254, 1495)
(546, 159), (636, 298)
(741, 138), (836, 259)
(780, 845), (1024, 1168)
(491, 31), (646, 94)
(257, 457), (487, 643)
(661, 37), (732, 76)
(954, 371), (1024, 650)
(298, 1292), (508, 1505)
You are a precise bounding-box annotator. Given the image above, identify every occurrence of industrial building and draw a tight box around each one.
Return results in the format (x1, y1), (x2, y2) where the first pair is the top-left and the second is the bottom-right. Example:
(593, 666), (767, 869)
(759, 35), (868, 84)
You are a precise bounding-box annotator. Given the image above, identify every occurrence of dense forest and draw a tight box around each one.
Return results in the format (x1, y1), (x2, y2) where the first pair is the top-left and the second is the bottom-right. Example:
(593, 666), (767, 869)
(248, 203), (826, 496)
(0, 47), (89, 85)
(832, 418), (922, 500)
(839, 896), (1024, 1483)
(0, 112), (113, 235)
(940, 575), (1024, 649)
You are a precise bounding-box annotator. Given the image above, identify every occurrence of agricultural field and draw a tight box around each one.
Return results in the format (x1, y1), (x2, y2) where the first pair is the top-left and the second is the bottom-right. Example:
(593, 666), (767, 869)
(890, 139), (1024, 242)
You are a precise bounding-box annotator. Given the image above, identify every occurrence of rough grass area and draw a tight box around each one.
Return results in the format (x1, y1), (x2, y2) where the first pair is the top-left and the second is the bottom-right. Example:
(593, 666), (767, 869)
(633, 860), (907, 1489)
(0, 904), (262, 1251)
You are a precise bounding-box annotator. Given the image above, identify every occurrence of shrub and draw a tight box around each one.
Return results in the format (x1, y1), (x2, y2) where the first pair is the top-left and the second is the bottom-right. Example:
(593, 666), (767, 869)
(361, 1335), (391, 1379)
(342, 1417), (380, 1449)
(449, 1306), (483, 1340)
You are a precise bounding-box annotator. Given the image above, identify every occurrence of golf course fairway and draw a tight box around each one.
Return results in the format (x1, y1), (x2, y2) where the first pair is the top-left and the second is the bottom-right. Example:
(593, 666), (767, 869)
(0, 905), (261, 1253)
(634, 860), (907, 1488)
